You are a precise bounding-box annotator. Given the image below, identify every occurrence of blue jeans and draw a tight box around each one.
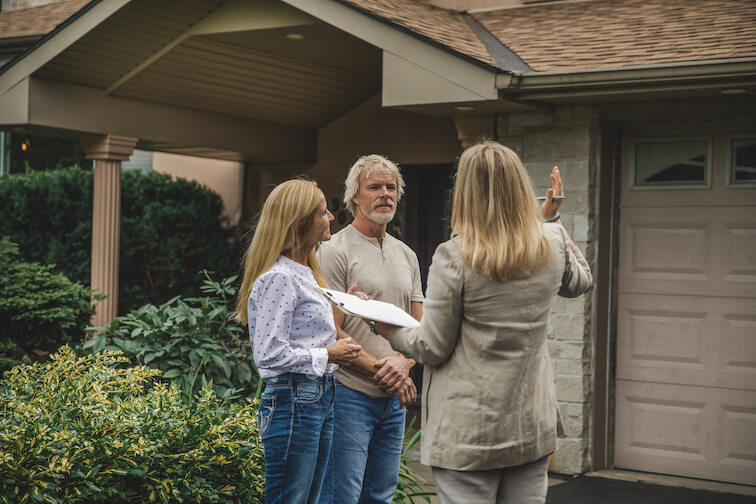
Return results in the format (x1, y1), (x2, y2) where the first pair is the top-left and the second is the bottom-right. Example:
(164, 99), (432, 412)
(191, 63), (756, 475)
(319, 379), (405, 504)
(259, 372), (335, 504)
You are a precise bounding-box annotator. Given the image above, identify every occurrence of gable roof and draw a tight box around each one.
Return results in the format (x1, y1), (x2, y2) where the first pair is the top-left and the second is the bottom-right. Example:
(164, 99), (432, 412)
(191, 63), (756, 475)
(0, 0), (90, 39)
(3, 0), (754, 75)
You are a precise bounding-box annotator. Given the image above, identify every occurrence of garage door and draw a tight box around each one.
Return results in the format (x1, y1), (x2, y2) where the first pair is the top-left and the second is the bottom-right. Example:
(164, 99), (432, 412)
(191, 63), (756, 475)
(614, 129), (756, 485)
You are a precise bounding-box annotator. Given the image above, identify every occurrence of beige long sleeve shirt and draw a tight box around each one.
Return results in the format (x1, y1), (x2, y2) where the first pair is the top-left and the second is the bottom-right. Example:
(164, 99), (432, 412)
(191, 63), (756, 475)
(389, 223), (593, 471)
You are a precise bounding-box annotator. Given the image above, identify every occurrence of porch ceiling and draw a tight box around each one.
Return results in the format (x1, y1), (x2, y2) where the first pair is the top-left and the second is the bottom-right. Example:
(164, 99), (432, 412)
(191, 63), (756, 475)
(6, 0), (382, 162)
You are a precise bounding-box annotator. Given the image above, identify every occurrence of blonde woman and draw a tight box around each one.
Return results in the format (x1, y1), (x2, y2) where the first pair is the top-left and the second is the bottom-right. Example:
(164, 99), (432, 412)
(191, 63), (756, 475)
(235, 178), (361, 504)
(371, 142), (592, 504)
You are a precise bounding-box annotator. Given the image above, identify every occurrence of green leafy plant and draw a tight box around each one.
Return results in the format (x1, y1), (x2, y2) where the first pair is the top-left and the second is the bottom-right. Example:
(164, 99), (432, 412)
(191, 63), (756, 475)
(0, 167), (239, 314)
(0, 237), (94, 358)
(393, 417), (434, 503)
(83, 274), (257, 401)
(0, 346), (265, 503)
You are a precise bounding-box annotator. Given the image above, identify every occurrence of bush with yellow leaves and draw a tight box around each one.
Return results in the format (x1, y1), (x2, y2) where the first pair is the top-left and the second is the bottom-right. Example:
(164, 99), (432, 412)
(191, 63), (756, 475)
(0, 346), (265, 503)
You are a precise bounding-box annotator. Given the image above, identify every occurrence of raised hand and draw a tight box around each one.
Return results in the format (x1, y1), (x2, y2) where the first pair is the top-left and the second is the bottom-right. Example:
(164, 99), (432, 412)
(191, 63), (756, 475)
(541, 165), (564, 221)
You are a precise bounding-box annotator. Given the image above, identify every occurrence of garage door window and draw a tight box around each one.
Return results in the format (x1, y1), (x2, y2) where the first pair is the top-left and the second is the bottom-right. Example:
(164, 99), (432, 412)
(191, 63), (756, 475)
(632, 137), (711, 190)
(727, 137), (756, 187)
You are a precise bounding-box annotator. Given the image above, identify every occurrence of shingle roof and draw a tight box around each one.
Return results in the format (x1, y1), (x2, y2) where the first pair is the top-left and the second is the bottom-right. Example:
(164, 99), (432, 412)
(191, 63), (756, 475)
(474, 0), (756, 72)
(339, 0), (499, 68)
(340, 0), (756, 73)
(1, 0), (753, 74)
(0, 0), (90, 39)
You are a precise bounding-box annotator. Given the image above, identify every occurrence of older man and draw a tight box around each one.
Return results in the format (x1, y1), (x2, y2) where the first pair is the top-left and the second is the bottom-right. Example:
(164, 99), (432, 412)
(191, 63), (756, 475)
(318, 154), (423, 504)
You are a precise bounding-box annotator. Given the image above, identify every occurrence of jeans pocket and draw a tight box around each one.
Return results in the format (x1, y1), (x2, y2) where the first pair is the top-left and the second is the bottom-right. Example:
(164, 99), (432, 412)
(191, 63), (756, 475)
(258, 396), (276, 437)
(293, 381), (323, 403)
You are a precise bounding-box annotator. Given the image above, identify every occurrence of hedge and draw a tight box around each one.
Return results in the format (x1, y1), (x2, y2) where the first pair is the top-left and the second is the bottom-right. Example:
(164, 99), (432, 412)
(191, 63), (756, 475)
(0, 238), (94, 372)
(0, 167), (239, 314)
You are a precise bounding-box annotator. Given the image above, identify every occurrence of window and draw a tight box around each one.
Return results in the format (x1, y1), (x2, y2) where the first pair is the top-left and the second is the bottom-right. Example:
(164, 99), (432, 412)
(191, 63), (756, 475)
(632, 137), (711, 190)
(727, 137), (756, 187)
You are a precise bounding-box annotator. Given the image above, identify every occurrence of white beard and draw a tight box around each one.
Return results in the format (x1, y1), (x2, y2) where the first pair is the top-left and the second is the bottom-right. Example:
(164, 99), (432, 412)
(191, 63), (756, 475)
(360, 201), (396, 225)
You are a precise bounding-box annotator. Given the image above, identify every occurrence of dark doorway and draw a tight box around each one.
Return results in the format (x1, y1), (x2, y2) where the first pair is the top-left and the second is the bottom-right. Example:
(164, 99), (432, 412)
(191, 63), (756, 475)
(396, 163), (455, 291)
(394, 163), (455, 415)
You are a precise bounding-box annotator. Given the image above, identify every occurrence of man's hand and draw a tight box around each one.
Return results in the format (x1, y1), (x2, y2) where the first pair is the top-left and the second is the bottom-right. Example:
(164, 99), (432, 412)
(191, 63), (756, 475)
(373, 355), (414, 392)
(392, 376), (417, 408)
(374, 354), (417, 407)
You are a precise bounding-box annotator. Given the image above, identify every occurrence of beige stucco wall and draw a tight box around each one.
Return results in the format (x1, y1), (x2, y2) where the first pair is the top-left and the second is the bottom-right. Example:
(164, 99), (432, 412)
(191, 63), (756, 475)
(152, 151), (242, 226)
(242, 94), (462, 229)
(497, 106), (599, 475)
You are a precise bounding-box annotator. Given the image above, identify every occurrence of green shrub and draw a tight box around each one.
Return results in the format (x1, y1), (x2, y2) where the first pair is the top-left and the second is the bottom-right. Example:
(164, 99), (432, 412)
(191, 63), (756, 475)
(393, 417), (433, 503)
(0, 339), (25, 376)
(0, 346), (265, 503)
(0, 237), (94, 356)
(83, 274), (257, 400)
(0, 167), (239, 314)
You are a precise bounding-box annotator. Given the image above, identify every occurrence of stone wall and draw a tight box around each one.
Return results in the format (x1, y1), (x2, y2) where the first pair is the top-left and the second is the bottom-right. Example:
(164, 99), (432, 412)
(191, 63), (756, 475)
(496, 106), (599, 474)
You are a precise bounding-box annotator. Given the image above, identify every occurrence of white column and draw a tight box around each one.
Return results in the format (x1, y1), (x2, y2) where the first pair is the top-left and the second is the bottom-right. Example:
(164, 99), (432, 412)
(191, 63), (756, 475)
(83, 135), (137, 327)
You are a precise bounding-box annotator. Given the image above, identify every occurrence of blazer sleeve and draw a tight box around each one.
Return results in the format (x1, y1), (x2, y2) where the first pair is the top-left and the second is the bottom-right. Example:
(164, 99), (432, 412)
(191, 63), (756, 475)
(552, 224), (593, 298)
(388, 241), (463, 366)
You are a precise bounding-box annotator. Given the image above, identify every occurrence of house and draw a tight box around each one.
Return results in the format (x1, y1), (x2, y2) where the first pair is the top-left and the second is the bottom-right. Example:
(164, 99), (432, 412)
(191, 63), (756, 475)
(1, 0), (754, 484)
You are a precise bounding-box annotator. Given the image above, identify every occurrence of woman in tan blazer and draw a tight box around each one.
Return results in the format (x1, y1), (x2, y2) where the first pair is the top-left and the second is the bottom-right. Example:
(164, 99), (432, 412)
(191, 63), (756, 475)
(372, 141), (593, 504)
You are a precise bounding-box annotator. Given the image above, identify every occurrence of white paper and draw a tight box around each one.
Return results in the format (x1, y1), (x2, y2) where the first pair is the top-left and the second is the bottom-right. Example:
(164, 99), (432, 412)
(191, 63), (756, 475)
(316, 287), (420, 328)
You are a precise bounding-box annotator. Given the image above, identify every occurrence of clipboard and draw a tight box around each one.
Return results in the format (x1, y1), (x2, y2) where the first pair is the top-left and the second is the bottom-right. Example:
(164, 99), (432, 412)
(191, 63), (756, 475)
(316, 286), (420, 328)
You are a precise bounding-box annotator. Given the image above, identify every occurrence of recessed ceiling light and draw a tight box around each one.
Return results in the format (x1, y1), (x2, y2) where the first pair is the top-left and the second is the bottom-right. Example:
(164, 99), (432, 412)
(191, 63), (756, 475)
(454, 105), (475, 111)
(286, 33), (304, 40)
(721, 88), (746, 95)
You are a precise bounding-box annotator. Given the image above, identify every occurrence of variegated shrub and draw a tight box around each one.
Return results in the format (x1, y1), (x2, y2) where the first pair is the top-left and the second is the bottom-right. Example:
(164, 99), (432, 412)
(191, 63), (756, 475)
(0, 347), (265, 503)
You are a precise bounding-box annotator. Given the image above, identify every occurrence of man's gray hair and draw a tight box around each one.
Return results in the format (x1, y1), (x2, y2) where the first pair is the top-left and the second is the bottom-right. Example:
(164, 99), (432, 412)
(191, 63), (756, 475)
(343, 154), (405, 217)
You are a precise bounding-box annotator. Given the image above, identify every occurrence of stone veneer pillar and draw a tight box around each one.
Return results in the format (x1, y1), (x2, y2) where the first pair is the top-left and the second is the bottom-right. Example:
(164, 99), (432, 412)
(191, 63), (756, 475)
(83, 135), (137, 327)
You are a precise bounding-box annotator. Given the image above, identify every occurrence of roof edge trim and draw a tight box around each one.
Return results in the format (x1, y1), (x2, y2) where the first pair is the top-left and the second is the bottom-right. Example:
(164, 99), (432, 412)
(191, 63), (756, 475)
(0, 0), (103, 77)
(500, 58), (756, 90)
(333, 0), (501, 72)
(462, 14), (530, 72)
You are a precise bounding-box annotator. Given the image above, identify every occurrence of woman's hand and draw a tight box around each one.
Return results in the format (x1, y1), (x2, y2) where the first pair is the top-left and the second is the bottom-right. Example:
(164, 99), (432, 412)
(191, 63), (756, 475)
(371, 320), (396, 337)
(347, 283), (371, 300)
(540, 165), (564, 221)
(327, 337), (361, 365)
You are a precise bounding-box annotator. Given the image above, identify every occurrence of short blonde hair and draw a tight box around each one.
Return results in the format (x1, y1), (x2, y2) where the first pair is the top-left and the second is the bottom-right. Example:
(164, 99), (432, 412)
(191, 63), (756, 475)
(235, 178), (328, 323)
(451, 141), (551, 280)
(343, 154), (405, 216)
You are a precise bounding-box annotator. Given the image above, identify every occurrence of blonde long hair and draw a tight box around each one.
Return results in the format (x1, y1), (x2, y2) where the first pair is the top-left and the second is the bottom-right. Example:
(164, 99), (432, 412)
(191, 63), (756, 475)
(235, 179), (328, 323)
(451, 141), (551, 280)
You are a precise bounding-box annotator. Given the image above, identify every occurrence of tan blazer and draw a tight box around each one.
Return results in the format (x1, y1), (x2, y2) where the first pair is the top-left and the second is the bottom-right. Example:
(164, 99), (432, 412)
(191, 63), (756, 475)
(389, 223), (593, 471)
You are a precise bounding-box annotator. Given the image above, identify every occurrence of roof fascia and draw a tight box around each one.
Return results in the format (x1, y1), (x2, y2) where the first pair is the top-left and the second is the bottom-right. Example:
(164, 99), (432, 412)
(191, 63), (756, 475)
(0, 35), (42, 49)
(106, 0), (318, 95)
(499, 58), (756, 98)
(2, 76), (315, 163)
(279, 0), (498, 104)
(0, 0), (130, 96)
